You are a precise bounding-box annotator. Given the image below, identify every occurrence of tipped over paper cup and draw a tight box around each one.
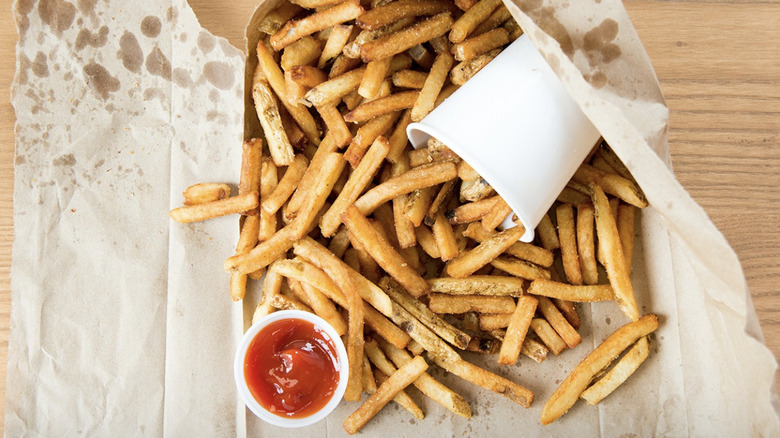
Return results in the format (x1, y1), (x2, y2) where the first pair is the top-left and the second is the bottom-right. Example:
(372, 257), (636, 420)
(407, 34), (601, 242)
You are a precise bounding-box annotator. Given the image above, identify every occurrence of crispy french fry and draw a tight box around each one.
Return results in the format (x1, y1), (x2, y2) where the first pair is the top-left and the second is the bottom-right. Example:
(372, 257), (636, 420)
(434, 83), (458, 107)
(361, 12), (454, 62)
(358, 0), (456, 30)
(363, 356), (378, 395)
(392, 69), (428, 89)
(530, 318), (567, 356)
(343, 356), (428, 435)
(259, 158), (279, 241)
(290, 0), (345, 8)
(479, 313), (512, 330)
(345, 90), (420, 123)
(449, 0), (501, 43)
(253, 267), (283, 323)
(433, 357), (533, 408)
(359, 56), (392, 98)
(502, 17), (523, 40)
(305, 65), (367, 107)
(577, 203), (599, 285)
(317, 104), (353, 148)
(580, 336), (650, 405)
(557, 186), (591, 205)
(262, 154), (308, 215)
(345, 111), (401, 167)
(344, 17), (415, 58)
(280, 35), (322, 71)
(425, 180), (457, 227)
(446, 224), (526, 278)
(355, 161), (457, 215)
(224, 222), (297, 274)
(536, 213), (560, 251)
(592, 183), (639, 321)
(463, 222), (554, 267)
(446, 196), (498, 224)
(537, 296), (580, 349)
(541, 314), (659, 424)
(252, 81), (295, 166)
(271, 0), (365, 50)
(450, 48), (499, 85)
(411, 51), (454, 121)
(236, 214), (260, 254)
(290, 152), (347, 239)
(527, 279), (615, 302)
(170, 192), (259, 223)
(451, 27), (508, 61)
(480, 197), (513, 231)
(432, 211), (460, 261)
(319, 24), (354, 67)
(381, 277), (471, 349)
(556, 203), (583, 285)
(428, 293), (516, 314)
(183, 183), (231, 205)
(286, 69), (309, 105)
(288, 278), (348, 335)
(460, 177), (495, 202)
(284, 135), (339, 220)
(472, 4), (511, 36)
(497, 295), (538, 365)
(372, 368), (424, 418)
(386, 109), (414, 163)
(490, 256), (550, 281)
(617, 204), (635, 270)
(239, 138), (263, 204)
(553, 298), (580, 330)
(574, 164), (648, 208)
(229, 271), (247, 302)
(342, 206), (430, 297)
(259, 2), (303, 35)
(429, 276), (524, 296)
(596, 143), (634, 181)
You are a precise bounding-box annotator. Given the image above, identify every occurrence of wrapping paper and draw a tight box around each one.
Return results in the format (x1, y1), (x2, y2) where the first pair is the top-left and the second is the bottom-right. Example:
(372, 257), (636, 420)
(8, 0), (779, 436)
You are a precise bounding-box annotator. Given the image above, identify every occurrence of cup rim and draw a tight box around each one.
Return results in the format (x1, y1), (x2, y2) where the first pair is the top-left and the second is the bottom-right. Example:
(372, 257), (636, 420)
(233, 310), (349, 428)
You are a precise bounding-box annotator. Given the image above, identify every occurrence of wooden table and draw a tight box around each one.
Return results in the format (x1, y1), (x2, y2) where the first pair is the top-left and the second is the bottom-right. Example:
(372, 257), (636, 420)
(0, 0), (777, 431)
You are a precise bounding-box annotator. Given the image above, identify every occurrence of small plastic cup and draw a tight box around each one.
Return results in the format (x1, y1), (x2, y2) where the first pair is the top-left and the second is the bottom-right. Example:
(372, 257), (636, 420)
(234, 310), (349, 428)
(407, 34), (600, 242)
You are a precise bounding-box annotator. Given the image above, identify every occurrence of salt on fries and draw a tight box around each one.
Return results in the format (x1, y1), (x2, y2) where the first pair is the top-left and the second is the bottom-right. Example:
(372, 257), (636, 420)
(168, 0), (656, 431)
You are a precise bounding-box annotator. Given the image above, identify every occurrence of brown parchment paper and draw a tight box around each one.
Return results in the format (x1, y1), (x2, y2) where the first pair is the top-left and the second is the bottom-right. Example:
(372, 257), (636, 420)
(8, 0), (779, 436)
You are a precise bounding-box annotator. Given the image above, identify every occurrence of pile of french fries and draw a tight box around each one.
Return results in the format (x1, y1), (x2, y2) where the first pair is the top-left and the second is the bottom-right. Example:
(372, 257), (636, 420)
(169, 0), (660, 431)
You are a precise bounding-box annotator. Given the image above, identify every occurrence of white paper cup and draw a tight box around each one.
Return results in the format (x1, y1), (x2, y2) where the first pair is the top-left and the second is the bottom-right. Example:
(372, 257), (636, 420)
(234, 310), (349, 428)
(407, 34), (600, 242)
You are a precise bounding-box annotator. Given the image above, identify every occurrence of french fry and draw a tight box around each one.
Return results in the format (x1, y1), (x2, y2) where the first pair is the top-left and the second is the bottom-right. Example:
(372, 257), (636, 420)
(345, 90), (420, 123)
(259, 158), (279, 241)
(305, 65), (367, 107)
(429, 276), (524, 296)
(581, 336), (650, 405)
(463, 222), (554, 267)
(446, 196), (498, 224)
(536, 213), (560, 251)
(553, 298), (580, 330)
(433, 357), (533, 408)
(342, 206), (430, 297)
(527, 279), (615, 302)
(480, 197), (513, 231)
(271, 0), (365, 50)
(450, 48), (499, 85)
(319, 24), (354, 68)
(360, 12), (454, 62)
(290, 152), (347, 239)
(404, 186), (438, 227)
(428, 293), (516, 314)
(280, 35), (322, 71)
(449, 0), (502, 43)
(376, 337), (472, 418)
(253, 267), (283, 323)
(224, 222), (298, 275)
(284, 135), (339, 220)
(425, 180), (457, 227)
(434, 83), (458, 107)
(381, 277), (471, 349)
(432, 211), (460, 261)
(284, 70), (308, 107)
(472, 4), (511, 36)
(262, 154), (308, 215)
(541, 314), (659, 424)
(343, 356), (429, 435)
(322, 137), (390, 236)
(455, 0), (477, 11)
(252, 81), (295, 166)
(290, 0), (345, 8)
(170, 192), (259, 223)
(617, 204), (635, 270)
(258, 2), (303, 35)
(407, 43), (435, 69)
(497, 295), (538, 365)
(557, 186), (591, 205)
(317, 104), (353, 148)
(358, 56), (392, 98)
(358, 0), (456, 30)
(386, 108), (414, 162)
(460, 177), (495, 202)
(490, 256), (551, 281)
(530, 318), (567, 356)
(362, 356), (378, 395)
(596, 143), (634, 181)
(537, 296), (581, 349)
(271, 290), (313, 311)
(446, 224), (526, 278)
(344, 17), (415, 58)
(573, 164), (648, 208)
(502, 17), (523, 40)
(411, 51), (454, 121)
(451, 27), (508, 62)
(355, 161), (457, 215)
(239, 138), (263, 207)
(392, 69), (428, 89)
(479, 313), (512, 330)
(591, 183), (639, 321)
(372, 368), (424, 418)
(556, 203), (583, 285)
(345, 111), (401, 167)
(289, 278), (348, 335)
(229, 271), (247, 302)
(183, 183), (231, 205)
(236, 214), (260, 254)
(577, 203), (599, 285)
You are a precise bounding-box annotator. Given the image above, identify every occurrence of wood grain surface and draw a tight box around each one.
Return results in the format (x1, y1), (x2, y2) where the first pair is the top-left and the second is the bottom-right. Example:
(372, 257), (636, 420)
(0, 0), (778, 432)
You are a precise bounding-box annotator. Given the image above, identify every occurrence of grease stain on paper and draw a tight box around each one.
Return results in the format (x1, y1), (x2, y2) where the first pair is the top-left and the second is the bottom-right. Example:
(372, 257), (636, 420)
(146, 47), (172, 81)
(172, 68), (193, 88)
(583, 18), (621, 63)
(53, 153), (76, 167)
(83, 63), (120, 100)
(203, 61), (234, 90)
(118, 31), (143, 73)
(77, 0), (97, 15)
(32, 52), (49, 78)
(198, 31), (215, 54)
(38, 0), (76, 34)
(141, 16), (162, 38)
(75, 25), (108, 51)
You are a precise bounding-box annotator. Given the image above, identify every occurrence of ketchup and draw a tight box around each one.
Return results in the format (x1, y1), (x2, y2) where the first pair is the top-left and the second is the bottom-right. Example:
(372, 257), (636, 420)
(244, 318), (341, 418)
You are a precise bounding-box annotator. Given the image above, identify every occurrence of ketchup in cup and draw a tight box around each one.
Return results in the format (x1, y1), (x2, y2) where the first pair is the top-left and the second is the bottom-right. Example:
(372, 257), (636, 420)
(235, 310), (349, 428)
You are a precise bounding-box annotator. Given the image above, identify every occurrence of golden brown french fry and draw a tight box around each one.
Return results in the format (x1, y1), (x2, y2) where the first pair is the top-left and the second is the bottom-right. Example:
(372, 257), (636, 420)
(290, 0), (345, 8)
(355, 161), (457, 215)
(479, 313), (512, 330)
(284, 136), (339, 220)
(345, 90), (420, 123)
(290, 152), (347, 239)
(556, 203), (583, 285)
(386, 109), (414, 163)
(392, 69), (428, 89)
(498, 295), (538, 365)
(574, 164), (648, 208)
(472, 4), (511, 36)
(460, 177), (495, 202)
(252, 267), (283, 323)
(239, 138), (263, 208)
(288, 278), (348, 336)
(450, 48), (499, 85)
(592, 183), (639, 321)
(319, 24), (354, 68)
(258, 158), (279, 241)
(527, 279), (615, 302)
(252, 81), (295, 166)
(317, 104), (353, 148)
(463, 222), (554, 267)
(429, 276), (524, 296)
(271, 257), (346, 304)
(344, 17), (415, 58)
(262, 155), (308, 215)
(342, 206), (430, 297)
(372, 368), (424, 418)
(455, 0), (477, 11)
(381, 277), (471, 349)
(434, 83), (458, 107)
(490, 256), (550, 281)
(376, 337), (472, 418)
(617, 204), (636, 270)
(271, 291), (313, 312)
(433, 357), (534, 408)
(305, 65), (367, 107)
(413, 225), (440, 258)
(358, 0), (455, 30)
(280, 36), (322, 71)
(502, 17), (523, 40)
(446, 196), (498, 224)
(182, 183), (231, 205)
(236, 214), (260, 255)
(361, 12), (454, 62)
(229, 271), (247, 302)
(411, 51), (454, 121)
(432, 211), (460, 261)
(481, 197), (513, 231)
(577, 203), (599, 285)
(536, 212), (560, 251)
(580, 336), (650, 405)
(446, 224), (526, 278)
(541, 314), (659, 424)
(323, 137), (390, 236)
(271, 0), (365, 50)
(537, 296), (580, 349)
(425, 181), (457, 228)
(451, 27), (508, 62)
(358, 56), (392, 99)
(345, 111), (400, 167)
(449, 0), (501, 43)
(224, 222), (297, 274)
(428, 293), (516, 314)
(530, 318), (567, 356)
(557, 186), (591, 205)
(596, 143), (634, 181)
(362, 356), (378, 395)
(170, 192), (259, 223)
(343, 356), (428, 435)
(259, 2), (303, 35)
(407, 43), (435, 69)
(553, 298), (580, 330)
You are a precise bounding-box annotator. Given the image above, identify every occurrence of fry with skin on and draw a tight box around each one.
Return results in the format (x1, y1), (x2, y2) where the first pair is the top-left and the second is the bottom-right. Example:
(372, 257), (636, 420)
(573, 164), (648, 208)
(463, 222), (554, 267)
(490, 256), (551, 281)
(345, 90), (420, 123)
(541, 314), (659, 424)
(415, 225), (441, 258)
(498, 295), (538, 365)
(252, 81), (295, 166)
(343, 356), (429, 435)
(345, 111), (401, 167)
(577, 203), (599, 285)
(170, 192), (259, 223)
(404, 186), (438, 227)
(448, 0), (502, 43)
(425, 180), (457, 226)
(342, 206), (431, 297)
(592, 183), (639, 321)
(429, 276), (525, 296)
(304, 65), (367, 107)
(580, 336), (650, 405)
(319, 24), (354, 68)
(428, 294), (516, 314)
(372, 368), (424, 418)
(258, 2), (303, 35)
(527, 279), (615, 302)
(479, 313), (512, 330)
(317, 104), (353, 148)
(386, 109), (414, 163)
(472, 4), (511, 36)
(183, 183), (231, 205)
(450, 48), (499, 85)
(446, 224), (526, 278)
(451, 27), (509, 62)
(432, 356), (534, 408)
(411, 51), (454, 121)
(355, 161), (457, 215)
(360, 12), (454, 62)
(262, 154), (308, 215)
(238, 138), (263, 209)
(446, 196), (499, 224)
(357, 0), (456, 30)
(271, 0), (365, 50)
(556, 203), (583, 285)
(280, 36), (322, 71)
(530, 318), (567, 356)
(537, 296), (581, 349)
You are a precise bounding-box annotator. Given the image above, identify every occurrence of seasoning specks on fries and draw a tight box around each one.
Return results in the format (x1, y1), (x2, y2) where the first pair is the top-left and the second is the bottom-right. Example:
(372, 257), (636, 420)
(170, 0), (656, 431)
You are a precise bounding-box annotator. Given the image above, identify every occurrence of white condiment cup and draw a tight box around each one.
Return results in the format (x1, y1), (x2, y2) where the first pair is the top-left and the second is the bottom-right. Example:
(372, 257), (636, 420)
(234, 310), (349, 428)
(407, 34), (601, 242)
